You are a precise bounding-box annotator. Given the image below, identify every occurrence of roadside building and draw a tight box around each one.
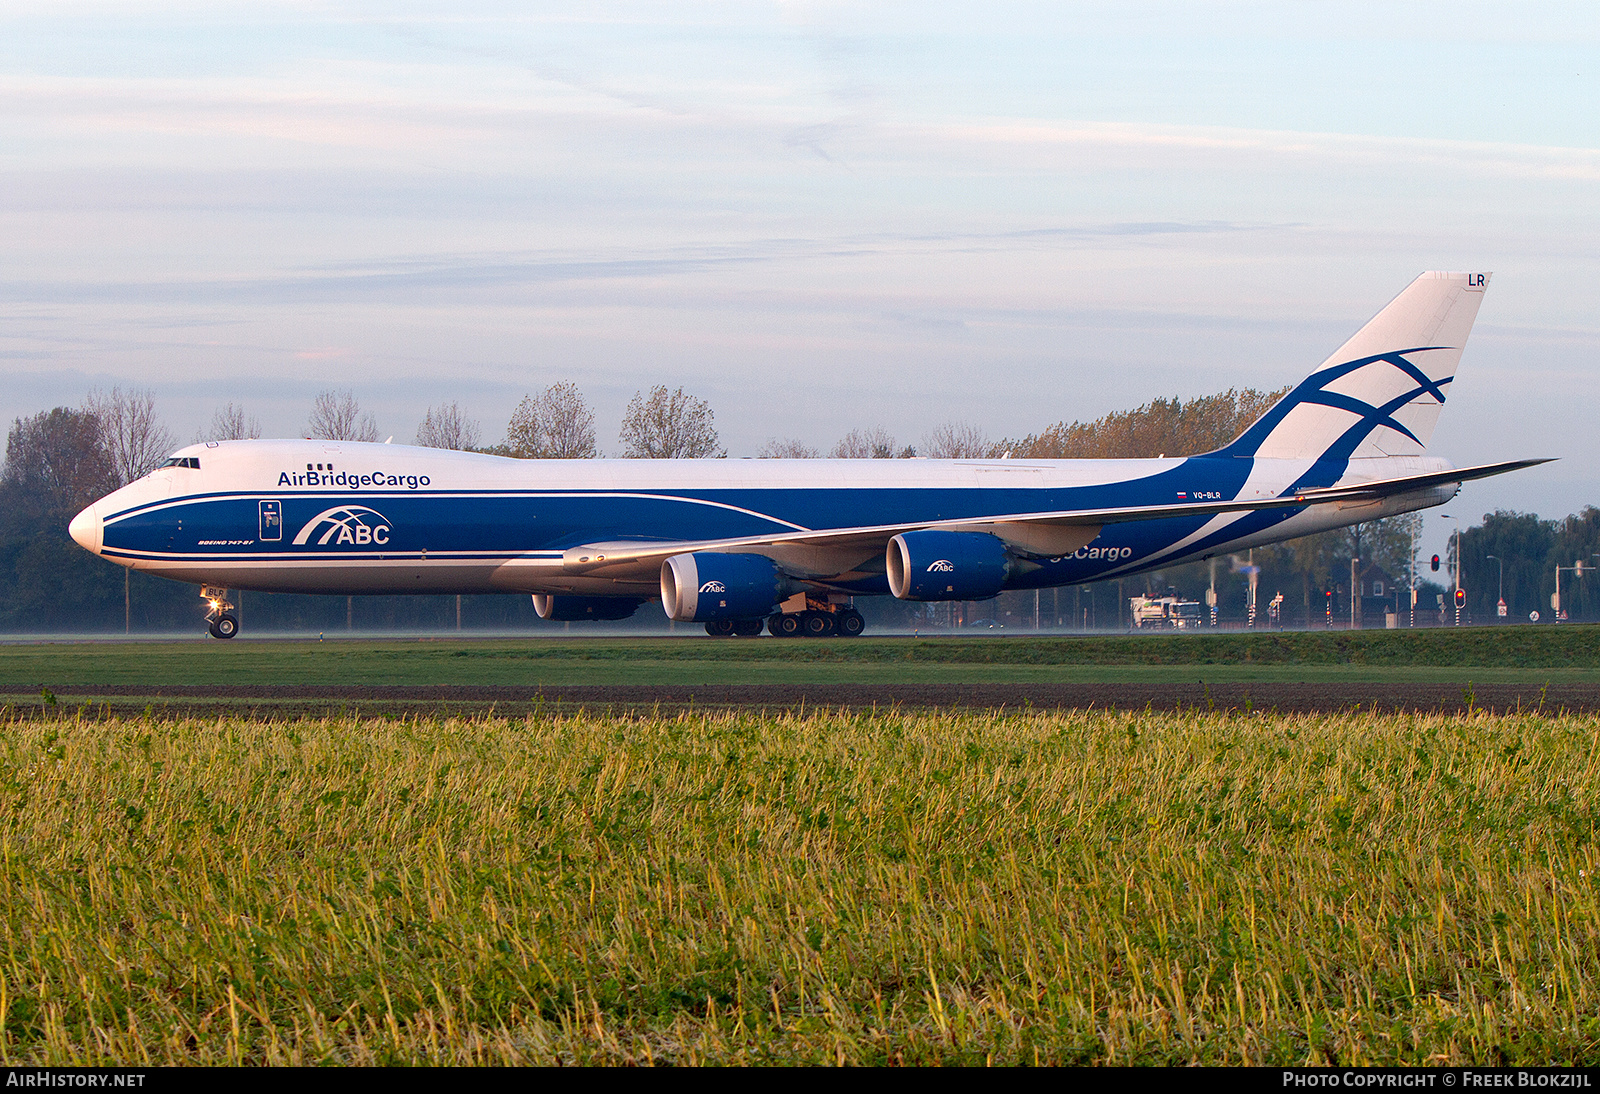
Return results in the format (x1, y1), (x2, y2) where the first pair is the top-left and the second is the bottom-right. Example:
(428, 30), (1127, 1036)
(1357, 563), (1403, 628)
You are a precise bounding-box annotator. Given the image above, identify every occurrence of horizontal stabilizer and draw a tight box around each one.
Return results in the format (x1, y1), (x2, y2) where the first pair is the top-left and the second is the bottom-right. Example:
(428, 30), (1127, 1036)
(1292, 458), (1550, 503)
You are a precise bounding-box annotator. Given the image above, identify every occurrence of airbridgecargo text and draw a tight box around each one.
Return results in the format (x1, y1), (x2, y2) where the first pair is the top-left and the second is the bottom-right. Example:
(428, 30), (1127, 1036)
(1071, 545), (1134, 561)
(277, 470), (430, 489)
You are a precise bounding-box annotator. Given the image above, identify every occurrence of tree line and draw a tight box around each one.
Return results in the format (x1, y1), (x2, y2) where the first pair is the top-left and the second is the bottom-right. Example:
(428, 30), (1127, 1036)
(1456, 508), (1600, 624)
(0, 383), (1585, 631)
(1, 379), (1298, 465)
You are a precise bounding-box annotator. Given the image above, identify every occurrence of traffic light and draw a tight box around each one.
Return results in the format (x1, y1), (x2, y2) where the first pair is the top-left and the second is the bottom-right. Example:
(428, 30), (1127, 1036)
(1431, 554), (1441, 572)
(1455, 588), (1466, 608)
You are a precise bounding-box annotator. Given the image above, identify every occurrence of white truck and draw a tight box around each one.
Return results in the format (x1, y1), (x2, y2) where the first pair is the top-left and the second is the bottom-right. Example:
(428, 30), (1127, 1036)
(1130, 595), (1204, 630)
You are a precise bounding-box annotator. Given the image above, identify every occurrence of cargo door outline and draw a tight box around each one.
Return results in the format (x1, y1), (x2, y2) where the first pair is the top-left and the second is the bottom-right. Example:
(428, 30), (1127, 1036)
(259, 500), (283, 542)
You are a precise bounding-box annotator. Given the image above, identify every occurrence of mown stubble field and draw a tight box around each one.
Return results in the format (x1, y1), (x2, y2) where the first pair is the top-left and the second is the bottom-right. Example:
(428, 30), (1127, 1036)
(1, 705), (1597, 1065)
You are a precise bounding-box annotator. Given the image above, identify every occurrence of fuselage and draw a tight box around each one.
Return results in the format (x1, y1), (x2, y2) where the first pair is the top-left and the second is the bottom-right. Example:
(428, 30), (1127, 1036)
(69, 439), (1455, 600)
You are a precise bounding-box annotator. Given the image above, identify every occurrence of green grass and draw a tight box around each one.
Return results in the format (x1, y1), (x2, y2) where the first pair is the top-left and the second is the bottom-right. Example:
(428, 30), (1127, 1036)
(2, 706), (1598, 1064)
(5, 627), (1600, 689)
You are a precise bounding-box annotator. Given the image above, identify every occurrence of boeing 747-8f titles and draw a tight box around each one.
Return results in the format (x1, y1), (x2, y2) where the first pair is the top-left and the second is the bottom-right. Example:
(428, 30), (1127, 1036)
(69, 272), (1547, 638)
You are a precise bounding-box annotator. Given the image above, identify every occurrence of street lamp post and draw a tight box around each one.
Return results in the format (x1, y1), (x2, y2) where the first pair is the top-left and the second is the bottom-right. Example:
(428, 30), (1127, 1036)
(1441, 514), (1463, 626)
(1350, 524), (1361, 630)
(1409, 520), (1418, 628)
(1486, 554), (1505, 620)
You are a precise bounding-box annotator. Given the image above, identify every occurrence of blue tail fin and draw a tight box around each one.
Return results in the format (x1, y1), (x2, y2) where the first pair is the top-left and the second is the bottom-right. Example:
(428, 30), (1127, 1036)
(1215, 271), (1489, 461)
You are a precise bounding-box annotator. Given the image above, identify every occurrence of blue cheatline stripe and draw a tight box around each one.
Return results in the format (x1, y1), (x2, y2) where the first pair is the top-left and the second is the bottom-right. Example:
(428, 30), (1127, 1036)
(101, 490), (815, 531)
(101, 549), (555, 562)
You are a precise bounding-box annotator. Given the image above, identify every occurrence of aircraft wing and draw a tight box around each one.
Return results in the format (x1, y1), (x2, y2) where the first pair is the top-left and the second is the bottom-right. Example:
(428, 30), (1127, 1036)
(560, 458), (1551, 580)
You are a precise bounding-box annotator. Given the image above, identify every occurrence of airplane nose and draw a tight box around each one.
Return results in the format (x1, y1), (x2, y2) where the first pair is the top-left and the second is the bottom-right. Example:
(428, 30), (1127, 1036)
(69, 504), (103, 555)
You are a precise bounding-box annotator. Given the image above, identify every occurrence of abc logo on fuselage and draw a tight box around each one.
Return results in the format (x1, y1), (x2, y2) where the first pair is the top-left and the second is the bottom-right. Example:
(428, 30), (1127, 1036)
(292, 506), (393, 547)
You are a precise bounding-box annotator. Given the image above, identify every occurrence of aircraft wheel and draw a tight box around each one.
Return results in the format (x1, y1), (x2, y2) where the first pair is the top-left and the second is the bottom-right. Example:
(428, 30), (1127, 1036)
(705, 619), (737, 637)
(769, 613), (802, 637)
(802, 611), (836, 638)
(734, 617), (765, 636)
(837, 609), (866, 637)
(210, 613), (239, 640)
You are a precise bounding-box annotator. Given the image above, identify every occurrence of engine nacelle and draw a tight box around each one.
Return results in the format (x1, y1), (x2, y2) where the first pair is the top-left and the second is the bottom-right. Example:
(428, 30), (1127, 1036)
(887, 530), (1011, 601)
(532, 594), (645, 622)
(660, 552), (791, 622)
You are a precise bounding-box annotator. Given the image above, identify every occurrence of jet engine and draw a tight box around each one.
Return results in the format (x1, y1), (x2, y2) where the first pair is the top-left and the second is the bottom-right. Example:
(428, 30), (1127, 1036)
(532, 594), (645, 622)
(887, 530), (1011, 601)
(661, 552), (793, 622)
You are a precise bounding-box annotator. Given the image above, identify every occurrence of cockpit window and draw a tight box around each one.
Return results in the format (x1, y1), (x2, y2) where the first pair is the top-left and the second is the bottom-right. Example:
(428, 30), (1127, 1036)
(162, 457), (201, 469)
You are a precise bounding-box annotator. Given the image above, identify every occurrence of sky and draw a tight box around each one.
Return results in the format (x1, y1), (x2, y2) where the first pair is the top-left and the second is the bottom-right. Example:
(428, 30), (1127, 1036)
(3, 1), (1598, 567)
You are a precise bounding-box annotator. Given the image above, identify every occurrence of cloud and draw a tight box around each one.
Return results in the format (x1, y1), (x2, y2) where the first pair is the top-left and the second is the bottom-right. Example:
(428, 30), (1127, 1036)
(0, 220), (1286, 308)
(3, 3), (1597, 524)
(918, 118), (1600, 182)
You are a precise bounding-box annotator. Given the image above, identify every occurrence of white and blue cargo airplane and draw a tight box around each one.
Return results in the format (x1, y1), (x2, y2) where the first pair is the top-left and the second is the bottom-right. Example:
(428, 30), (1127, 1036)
(69, 272), (1545, 638)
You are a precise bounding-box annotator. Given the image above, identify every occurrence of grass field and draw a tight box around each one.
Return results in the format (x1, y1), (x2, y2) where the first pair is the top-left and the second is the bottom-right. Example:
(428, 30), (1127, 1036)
(2, 705), (1597, 1064)
(5, 627), (1600, 691)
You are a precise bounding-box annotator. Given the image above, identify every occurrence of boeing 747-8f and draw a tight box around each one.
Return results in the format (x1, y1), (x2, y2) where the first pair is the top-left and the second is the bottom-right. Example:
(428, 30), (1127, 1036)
(69, 271), (1546, 638)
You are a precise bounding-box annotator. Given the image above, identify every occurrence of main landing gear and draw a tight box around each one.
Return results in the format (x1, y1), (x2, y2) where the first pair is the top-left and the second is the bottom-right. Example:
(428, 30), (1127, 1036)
(771, 594), (865, 638)
(202, 585), (239, 640)
(703, 596), (865, 638)
(703, 618), (765, 637)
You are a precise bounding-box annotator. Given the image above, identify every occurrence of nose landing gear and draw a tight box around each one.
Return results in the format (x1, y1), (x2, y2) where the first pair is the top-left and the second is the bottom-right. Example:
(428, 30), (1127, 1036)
(202, 585), (239, 639)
